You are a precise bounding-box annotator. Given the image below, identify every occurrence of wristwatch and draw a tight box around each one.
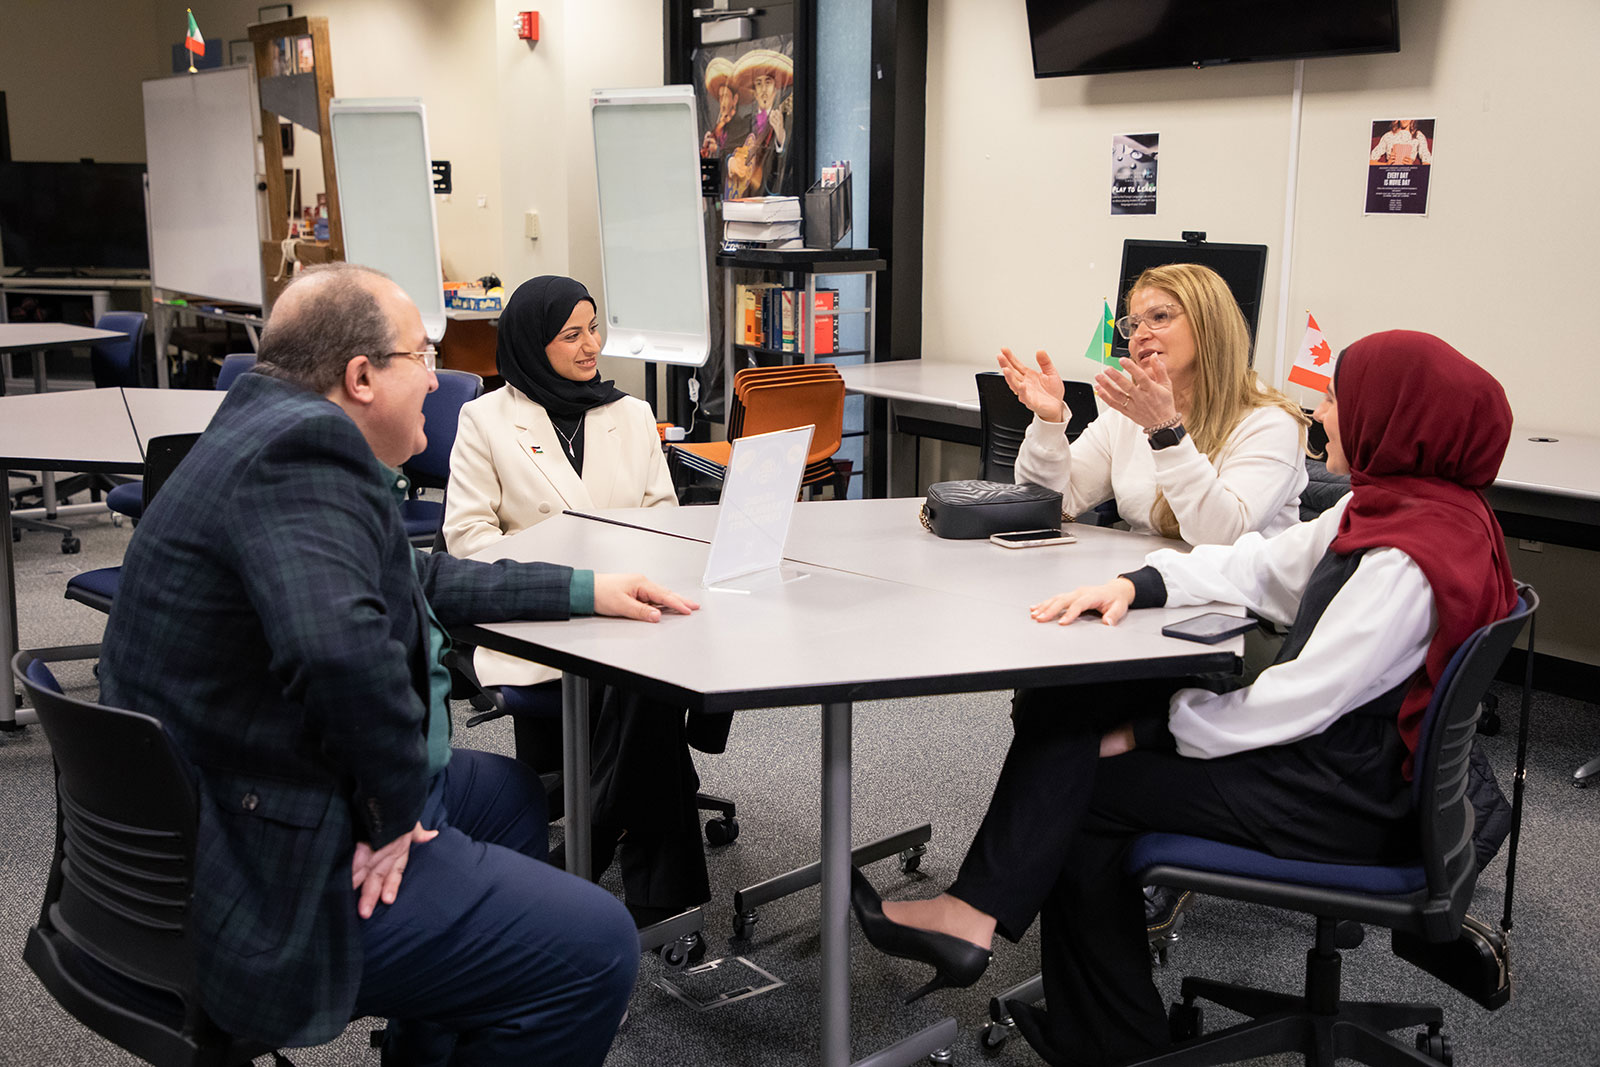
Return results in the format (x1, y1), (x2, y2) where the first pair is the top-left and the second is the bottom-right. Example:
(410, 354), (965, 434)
(1149, 422), (1187, 450)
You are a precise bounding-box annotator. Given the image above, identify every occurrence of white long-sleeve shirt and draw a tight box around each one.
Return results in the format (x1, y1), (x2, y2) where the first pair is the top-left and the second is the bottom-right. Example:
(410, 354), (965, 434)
(1015, 402), (1307, 545)
(1145, 495), (1437, 759)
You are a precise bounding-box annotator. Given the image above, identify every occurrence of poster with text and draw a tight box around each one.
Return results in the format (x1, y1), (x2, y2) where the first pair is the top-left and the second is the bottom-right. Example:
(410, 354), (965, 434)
(1111, 133), (1159, 215)
(1365, 118), (1435, 216)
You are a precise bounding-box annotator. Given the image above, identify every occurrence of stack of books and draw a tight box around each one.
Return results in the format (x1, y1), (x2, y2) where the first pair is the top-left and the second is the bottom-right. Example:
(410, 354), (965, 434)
(734, 283), (839, 353)
(722, 196), (803, 251)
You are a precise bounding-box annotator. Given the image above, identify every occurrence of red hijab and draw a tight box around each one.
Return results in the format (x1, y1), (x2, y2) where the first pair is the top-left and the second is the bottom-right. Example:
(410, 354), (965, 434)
(1328, 331), (1517, 777)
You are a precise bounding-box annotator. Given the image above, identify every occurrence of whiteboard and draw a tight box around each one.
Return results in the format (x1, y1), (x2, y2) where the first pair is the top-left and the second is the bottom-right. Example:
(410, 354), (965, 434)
(329, 99), (447, 343)
(142, 68), (264, 306)
(591, 87), (711, 367)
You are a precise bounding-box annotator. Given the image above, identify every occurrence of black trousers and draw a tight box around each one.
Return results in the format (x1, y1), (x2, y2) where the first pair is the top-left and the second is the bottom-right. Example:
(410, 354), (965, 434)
(949, 681), (1414, 1065)
(514, 685), (712, 917)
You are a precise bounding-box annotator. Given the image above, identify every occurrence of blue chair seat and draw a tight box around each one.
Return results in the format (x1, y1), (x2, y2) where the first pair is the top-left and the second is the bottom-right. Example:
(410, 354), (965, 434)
(105, 481), (145, 522)
(64, 568), (121, 615)
(1129, 833), (1426, 897)
(401, 499), (444, 541)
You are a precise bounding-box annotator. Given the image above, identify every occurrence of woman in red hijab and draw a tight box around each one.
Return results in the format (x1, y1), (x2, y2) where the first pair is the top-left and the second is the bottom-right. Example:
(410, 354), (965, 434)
(850, 331), (1516, 1065)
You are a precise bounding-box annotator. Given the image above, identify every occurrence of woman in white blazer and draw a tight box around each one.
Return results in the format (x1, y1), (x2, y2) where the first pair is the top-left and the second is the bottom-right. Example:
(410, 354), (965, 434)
(444, 275), (710, 935)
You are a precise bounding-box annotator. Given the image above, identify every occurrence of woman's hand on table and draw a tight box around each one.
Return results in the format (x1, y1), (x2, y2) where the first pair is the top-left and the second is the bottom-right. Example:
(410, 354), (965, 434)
(594, 574), (700, 622)
(1030, 577), (1136, 626)
(1098, 723), (1137, 758)
(997, 347), (1067, 423)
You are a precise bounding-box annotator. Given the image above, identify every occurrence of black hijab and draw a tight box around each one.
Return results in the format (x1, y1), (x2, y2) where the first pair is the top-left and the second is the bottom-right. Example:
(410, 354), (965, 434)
(496, 275), (626, 419)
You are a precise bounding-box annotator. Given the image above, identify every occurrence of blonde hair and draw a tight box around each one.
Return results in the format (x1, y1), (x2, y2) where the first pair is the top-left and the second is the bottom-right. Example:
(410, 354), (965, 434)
(1127, 263), (1308, 539)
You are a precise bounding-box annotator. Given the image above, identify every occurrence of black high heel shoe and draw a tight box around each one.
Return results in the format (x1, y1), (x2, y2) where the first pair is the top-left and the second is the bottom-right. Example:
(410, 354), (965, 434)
(848, 867), (992, 1003)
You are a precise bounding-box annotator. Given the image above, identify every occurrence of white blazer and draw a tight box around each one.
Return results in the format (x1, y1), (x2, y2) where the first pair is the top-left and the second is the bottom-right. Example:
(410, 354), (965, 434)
(444, 383), (678, 686)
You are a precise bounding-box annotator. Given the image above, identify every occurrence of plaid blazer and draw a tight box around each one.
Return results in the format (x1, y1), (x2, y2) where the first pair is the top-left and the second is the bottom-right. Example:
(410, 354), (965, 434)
(100, 371), (574, 1046)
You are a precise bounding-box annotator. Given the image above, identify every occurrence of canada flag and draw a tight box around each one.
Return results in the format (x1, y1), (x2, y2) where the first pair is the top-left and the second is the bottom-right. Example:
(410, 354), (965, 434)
(1287, 312), (1335, 393)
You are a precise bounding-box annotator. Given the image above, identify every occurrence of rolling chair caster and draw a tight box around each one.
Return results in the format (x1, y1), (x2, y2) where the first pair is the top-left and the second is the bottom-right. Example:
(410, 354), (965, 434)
(1415, 1022), (1453, 1064)
(705, 814), (740, 846)
(1168, 998), (1203, 1041)
(899, 843), (927, 874)
(1476, 693), (1501, 736)
(659, 932), (704, 971)
(926, 1044), (954, 1065)
(61, 535), (81, 554)
(732, 908), (759, 940)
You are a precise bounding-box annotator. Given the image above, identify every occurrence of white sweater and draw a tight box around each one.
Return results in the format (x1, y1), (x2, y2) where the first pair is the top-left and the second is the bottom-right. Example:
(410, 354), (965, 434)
(1147, 496), (1435, 759)
(1015, 402), (1307, 544)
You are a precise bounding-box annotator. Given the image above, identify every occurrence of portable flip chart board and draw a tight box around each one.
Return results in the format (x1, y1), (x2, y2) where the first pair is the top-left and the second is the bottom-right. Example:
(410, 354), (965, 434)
(329, 98), (447, 342)
(142, 67), (265, 306)
(590, 86), (711, 367)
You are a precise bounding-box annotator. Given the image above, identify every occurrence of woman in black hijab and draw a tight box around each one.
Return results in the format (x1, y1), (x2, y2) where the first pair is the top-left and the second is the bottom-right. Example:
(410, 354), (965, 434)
(445, 275), (712, 941)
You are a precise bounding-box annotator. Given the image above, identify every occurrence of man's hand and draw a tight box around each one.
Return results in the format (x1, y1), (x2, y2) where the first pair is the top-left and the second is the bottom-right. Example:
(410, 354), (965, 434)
(1029, 577), (1136, 627)
(594, 573), (700, 622)
(351, 821), (438, 919)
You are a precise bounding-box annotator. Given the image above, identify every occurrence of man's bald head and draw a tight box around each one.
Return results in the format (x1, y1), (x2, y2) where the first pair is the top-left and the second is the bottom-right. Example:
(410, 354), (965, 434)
(257, 264), (406, 394)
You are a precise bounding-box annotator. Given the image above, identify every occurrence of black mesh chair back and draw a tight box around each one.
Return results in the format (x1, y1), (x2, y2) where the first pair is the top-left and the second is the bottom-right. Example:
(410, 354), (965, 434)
(977, 375), (1098, 483)
(12, 651), (272, 1066)
(142, 433), (204, 512)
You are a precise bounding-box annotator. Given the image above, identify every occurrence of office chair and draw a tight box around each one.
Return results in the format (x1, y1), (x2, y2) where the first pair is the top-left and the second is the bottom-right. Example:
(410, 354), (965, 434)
(400, 368), (483, 547)
(981, 585), (1538, 1065)
(64, 433), (203, 620)
(106, 355), (254, 525)
(12, 651), (293, 1067)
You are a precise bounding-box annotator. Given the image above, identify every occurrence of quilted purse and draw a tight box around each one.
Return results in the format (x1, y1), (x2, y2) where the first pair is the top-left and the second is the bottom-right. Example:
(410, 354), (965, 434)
(918, 480), (1064, 539)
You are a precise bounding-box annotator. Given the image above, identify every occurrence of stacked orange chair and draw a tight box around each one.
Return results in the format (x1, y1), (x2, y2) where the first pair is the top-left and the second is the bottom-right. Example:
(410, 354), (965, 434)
(670, 365), (848, 498)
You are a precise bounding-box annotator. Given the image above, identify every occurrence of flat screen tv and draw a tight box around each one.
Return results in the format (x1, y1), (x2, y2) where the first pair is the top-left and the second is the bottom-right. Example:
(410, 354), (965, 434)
(0, 161), (150, 272)
(1025, 1), (1400, 78)
(1117, 239), (1269, 361)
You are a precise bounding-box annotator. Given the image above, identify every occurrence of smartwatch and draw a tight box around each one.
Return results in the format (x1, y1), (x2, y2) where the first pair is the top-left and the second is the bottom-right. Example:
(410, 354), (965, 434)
(1149, 422), (1187, 450)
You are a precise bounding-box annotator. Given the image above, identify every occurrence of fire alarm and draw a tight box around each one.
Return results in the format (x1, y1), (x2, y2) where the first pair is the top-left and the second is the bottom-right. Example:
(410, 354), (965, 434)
(515, 11), (538, 41)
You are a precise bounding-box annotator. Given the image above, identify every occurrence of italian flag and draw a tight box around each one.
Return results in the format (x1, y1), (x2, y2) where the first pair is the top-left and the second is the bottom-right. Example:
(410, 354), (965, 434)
(1287, 311), (1335, 392)
(1081, 299), (1116, 367)
(184, 10), (205, 57)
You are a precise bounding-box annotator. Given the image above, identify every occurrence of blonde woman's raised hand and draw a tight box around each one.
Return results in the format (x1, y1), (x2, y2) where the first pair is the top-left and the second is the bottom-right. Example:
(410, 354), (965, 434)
(997, 347), (1066, 423)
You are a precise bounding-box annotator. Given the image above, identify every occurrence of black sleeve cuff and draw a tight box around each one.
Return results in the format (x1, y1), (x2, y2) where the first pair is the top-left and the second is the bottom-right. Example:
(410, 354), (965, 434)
(1118, 565), (1168, 609)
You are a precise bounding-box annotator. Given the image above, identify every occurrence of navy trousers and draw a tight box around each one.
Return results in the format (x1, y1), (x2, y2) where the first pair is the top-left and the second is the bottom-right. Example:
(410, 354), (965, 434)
(351, 748), (640, 1067)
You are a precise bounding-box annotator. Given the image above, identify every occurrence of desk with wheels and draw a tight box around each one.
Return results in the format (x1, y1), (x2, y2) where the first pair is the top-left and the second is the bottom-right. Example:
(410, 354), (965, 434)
(1, 387), (224, 720)
(460, 502), (1241, 1067)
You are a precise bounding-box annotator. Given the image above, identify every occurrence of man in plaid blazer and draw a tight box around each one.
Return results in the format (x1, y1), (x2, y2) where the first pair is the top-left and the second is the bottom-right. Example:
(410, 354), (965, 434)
(99, 264), (697, 1065)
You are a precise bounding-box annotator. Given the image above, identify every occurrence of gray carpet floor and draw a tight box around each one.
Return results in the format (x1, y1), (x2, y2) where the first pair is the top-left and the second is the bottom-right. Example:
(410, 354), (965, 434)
(3, 500), (1599, 1066)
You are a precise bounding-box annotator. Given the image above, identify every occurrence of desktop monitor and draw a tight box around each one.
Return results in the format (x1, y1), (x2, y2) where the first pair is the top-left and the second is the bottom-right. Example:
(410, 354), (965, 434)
(1116, 239), (1269, 360)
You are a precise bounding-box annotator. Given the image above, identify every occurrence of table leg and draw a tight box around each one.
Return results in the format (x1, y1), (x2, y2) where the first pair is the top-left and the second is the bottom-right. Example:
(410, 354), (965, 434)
(561, 672), (592, 879)
(155, 303), (171, 388)
(820, 699), (852, 1067)
(1, 472), (17, 715)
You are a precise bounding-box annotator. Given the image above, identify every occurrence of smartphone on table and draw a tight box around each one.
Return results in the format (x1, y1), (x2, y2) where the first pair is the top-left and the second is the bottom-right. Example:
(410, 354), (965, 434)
(1160, 612), (1257, 644)
(989, 529), (1077, 549)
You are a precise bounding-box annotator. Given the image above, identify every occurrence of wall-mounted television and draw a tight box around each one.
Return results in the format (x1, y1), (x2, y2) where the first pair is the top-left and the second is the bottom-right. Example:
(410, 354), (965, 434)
(0, 161), (150, 273)
(1025, 1), (1400, 78)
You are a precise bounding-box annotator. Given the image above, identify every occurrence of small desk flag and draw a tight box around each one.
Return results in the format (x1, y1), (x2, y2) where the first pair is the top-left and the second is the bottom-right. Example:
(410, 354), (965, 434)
(184, 10), (205, 73)
(1287, 312), (1335, 393)
(1081, 299), (1116, 367)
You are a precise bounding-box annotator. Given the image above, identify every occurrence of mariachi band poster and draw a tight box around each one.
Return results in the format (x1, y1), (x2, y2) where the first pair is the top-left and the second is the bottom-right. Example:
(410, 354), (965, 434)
(1365, 118), (1435, 216)
(693, 36), (799, 201)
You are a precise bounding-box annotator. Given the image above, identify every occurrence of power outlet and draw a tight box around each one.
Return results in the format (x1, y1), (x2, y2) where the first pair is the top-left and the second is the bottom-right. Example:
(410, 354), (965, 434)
(1518, 539), (1544, 553)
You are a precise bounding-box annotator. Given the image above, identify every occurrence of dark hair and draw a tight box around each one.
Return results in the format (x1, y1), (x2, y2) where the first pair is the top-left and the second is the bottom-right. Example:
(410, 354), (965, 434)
(256, 263), (396, 394)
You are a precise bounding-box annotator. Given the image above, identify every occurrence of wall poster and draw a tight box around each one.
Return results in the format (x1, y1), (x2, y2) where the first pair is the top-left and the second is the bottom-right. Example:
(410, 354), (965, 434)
(1111, 133), (1159, 216)
(694, 36), (798, 201)
(1365, 118), (1435, 216)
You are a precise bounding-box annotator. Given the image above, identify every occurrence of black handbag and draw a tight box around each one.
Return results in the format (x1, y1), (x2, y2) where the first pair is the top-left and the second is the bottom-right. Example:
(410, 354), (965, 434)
(918, 480), (1063, 540)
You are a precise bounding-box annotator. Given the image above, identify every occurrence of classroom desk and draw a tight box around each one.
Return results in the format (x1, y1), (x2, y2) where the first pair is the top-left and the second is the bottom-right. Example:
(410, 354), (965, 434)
(151, 299), (264, 388)
(0, 387), (225, 719)
(0, 322), (128, 395)
(1485, 429), (1600, 551)
(462, 504), (1238, 1067)
(838, 361), (980, 495)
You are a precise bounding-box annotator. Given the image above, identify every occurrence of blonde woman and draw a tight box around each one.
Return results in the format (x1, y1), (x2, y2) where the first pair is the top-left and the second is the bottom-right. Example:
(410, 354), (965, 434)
(999, 262), (1308, 545)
